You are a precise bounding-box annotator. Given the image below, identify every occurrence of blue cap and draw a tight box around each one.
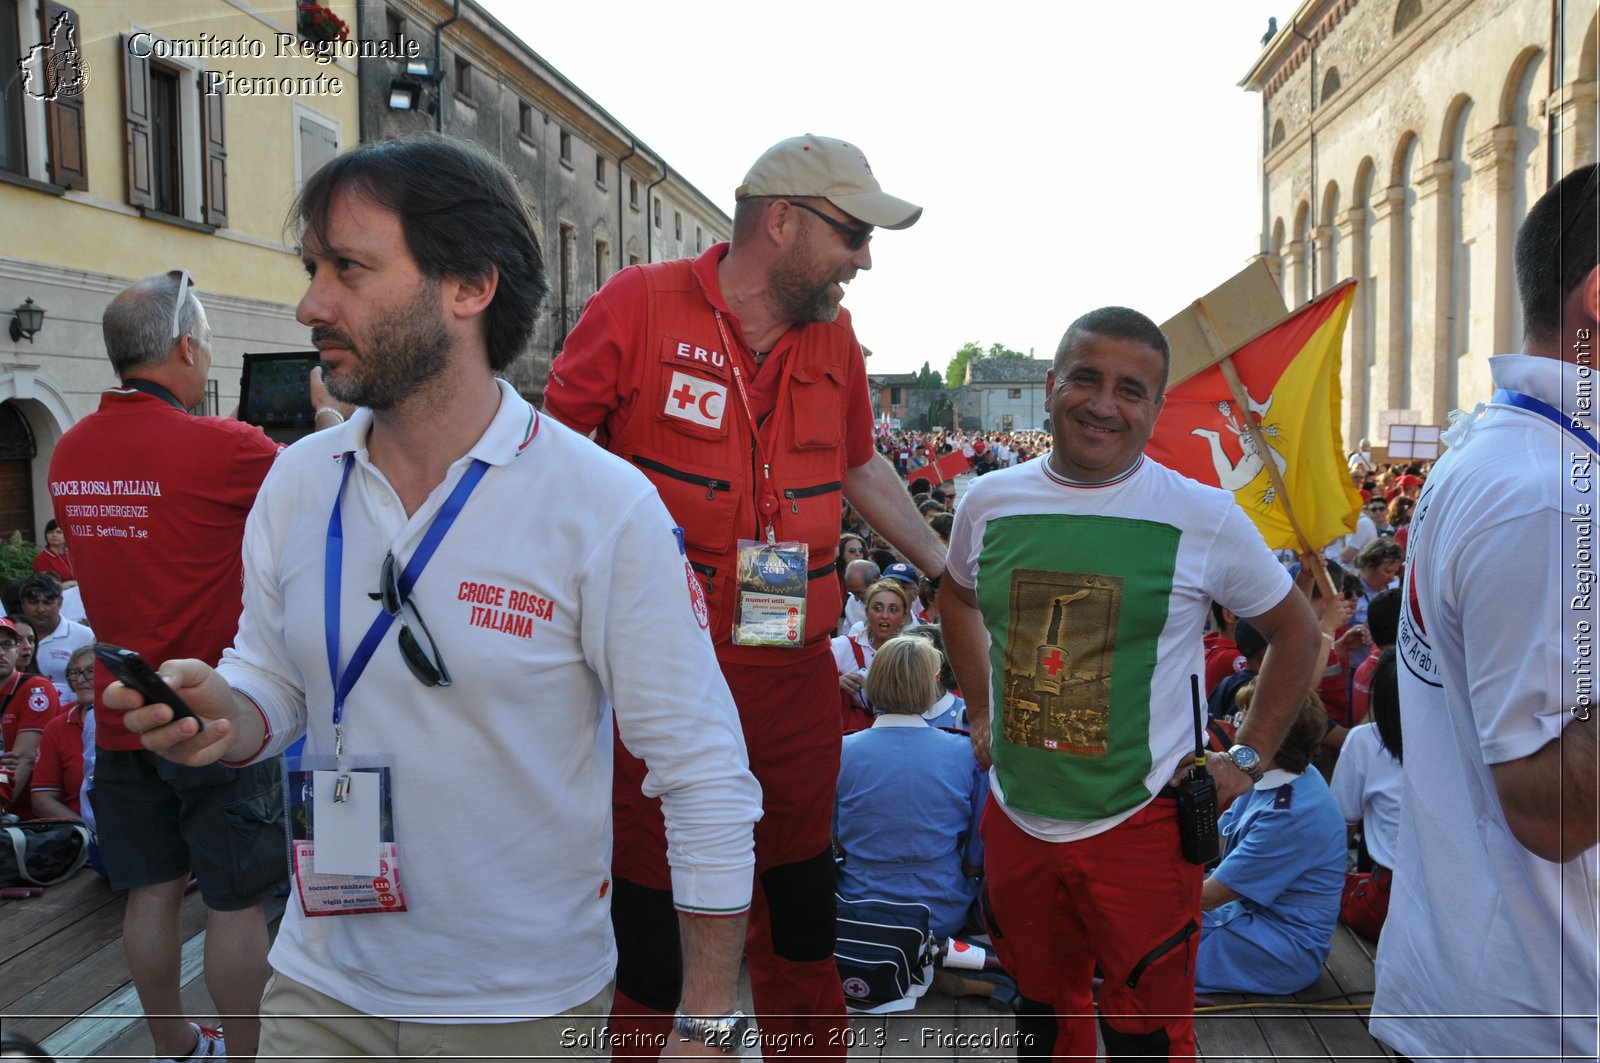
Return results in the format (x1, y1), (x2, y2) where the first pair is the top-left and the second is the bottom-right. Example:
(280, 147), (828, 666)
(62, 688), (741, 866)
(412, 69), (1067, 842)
(881, 562), (919, 586)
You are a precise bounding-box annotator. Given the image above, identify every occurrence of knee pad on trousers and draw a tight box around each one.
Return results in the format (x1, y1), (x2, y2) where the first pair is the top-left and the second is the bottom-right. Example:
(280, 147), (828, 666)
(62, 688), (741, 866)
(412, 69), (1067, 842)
(610, 877), (681, 1012)
(760, 849), (836, 962)
(1097, 1015), (1171, 1061)
(1012, 995), (1056, 1058)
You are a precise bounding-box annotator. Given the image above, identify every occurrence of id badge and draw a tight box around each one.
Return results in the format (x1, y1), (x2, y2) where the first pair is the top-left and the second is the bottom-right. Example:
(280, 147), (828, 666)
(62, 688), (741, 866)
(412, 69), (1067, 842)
(732, 538), (808, 647)
(284, 755), (407, 916)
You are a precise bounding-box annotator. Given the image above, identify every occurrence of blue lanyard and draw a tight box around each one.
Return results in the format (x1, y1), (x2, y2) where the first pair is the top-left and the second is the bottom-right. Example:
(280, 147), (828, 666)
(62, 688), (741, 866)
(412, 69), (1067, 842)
(324, 455), (490, 727)
(1492, 388), (1599, 456)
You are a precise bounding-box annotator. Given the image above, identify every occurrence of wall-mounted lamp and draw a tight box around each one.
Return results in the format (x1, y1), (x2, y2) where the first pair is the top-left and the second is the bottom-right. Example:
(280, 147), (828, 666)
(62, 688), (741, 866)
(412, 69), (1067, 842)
(9, 298), (44, 343)
(388, 59), (440, 114)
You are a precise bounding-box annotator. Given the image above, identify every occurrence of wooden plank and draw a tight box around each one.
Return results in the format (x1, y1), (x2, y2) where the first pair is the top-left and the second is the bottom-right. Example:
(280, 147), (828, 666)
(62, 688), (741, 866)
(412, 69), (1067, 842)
(2, 888), (210, 1044)
(40, 920), (214, 1060)
(90, 971), (230, 1061)
(952, 993), (1017, 1059)
(0, 877), (131, 1012)
(1195, 992), (1275, 1063)
(1322, 922), (1379, 996)
(0, 867), (117, 969)
(1253, 1005), (1335, 1062)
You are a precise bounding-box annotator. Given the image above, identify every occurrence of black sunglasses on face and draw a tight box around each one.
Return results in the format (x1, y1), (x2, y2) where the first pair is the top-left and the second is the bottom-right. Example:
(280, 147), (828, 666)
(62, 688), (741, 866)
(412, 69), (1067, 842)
(379, 551), (452, 688)
(787, 201), (872, 251)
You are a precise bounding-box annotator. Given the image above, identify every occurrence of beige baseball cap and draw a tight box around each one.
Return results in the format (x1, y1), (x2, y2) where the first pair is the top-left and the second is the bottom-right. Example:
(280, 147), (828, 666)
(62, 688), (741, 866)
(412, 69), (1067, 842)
(735, 135), (922, 230)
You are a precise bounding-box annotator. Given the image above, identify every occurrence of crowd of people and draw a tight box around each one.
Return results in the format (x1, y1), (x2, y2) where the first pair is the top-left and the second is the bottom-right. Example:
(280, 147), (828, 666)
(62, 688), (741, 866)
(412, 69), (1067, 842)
(0, 133), (1592, 1063)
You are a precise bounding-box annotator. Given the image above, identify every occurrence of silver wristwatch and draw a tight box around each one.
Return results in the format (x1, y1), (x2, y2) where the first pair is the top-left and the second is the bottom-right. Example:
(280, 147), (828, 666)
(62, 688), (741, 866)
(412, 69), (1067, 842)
(1226, 743), (1265, 783)
(673, 1007), (751, 1050)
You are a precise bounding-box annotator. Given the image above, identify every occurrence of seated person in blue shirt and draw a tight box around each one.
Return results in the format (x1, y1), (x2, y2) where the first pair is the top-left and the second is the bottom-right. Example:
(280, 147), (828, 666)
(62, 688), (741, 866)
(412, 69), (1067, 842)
(1195, 686), (1347, 996)
(905, 624), (968, 733)
(834, 635), (988, 939)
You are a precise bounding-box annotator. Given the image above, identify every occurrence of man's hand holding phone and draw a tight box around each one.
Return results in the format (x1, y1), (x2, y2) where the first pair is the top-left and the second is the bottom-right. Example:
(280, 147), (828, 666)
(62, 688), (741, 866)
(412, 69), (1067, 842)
(100, 650), (264, 766)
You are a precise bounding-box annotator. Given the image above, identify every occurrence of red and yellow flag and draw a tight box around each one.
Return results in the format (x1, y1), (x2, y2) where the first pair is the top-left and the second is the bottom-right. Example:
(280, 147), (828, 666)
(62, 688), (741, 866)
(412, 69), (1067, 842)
(1146, 282), (1362, 552)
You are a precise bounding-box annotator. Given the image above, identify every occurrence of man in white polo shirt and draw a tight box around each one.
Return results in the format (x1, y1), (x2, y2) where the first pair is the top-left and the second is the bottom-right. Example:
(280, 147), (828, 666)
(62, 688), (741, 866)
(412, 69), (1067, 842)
(1374, 164), (1600, 1061)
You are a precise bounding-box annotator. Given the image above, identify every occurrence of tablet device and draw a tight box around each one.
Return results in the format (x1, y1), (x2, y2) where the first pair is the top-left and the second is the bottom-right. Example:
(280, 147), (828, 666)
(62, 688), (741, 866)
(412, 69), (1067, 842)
(240, 350), (322, 444)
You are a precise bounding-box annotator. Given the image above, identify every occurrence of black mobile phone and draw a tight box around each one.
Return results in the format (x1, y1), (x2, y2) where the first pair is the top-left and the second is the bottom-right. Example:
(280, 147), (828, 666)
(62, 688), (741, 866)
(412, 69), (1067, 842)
(1176, 765), (1220, 866)
(92, 643), (197, 722)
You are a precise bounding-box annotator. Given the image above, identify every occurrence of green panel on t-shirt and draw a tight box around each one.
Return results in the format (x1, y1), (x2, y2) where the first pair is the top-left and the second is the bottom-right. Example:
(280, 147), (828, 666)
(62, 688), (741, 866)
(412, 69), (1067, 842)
(975, 513), (1180, 821)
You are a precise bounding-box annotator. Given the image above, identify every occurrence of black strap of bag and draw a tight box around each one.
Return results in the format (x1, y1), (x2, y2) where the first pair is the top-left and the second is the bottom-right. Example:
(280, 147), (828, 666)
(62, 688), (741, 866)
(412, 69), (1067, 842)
(0, 820), (91, 887)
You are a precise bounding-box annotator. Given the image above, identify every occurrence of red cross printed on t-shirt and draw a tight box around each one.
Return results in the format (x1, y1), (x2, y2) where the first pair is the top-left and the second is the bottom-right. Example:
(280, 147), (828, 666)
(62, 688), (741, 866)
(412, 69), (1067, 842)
(670, 382), (697, 409)
(1041, 649), (1065, 677)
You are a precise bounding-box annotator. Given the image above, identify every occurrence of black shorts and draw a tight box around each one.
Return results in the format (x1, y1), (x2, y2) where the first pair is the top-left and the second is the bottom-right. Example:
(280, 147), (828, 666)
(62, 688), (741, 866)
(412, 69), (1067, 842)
(90, 749), (287, 910)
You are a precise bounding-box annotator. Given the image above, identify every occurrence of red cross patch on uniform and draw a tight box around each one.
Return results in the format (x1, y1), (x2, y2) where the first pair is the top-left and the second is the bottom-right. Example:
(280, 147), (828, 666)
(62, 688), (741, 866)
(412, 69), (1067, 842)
(663, 371), (727, 430)
(27, 686), (50, 713)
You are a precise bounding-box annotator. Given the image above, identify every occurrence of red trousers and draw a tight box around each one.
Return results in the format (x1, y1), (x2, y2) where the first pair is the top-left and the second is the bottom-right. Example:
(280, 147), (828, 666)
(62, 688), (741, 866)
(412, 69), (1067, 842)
(610, 650), (846, 1058)
(982, 795), (1201, 1060)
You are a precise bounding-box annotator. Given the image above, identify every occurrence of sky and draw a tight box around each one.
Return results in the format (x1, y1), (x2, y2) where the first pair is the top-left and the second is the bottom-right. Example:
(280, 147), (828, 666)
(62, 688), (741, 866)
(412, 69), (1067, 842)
(481, 1), (1302, 378)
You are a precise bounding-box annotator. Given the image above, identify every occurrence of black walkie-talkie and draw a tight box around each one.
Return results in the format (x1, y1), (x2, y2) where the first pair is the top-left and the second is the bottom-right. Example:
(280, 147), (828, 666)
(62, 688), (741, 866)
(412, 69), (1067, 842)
(1176, 673), (1220, 865)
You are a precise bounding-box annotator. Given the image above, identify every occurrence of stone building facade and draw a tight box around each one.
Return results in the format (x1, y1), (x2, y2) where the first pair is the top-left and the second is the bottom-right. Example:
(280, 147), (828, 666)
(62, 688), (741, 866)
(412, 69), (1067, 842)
(963, 357), (1052, 433)
(1241, 0), (1596, 449)
(0, 0), (361, 542)
(356, 0), (730, 401)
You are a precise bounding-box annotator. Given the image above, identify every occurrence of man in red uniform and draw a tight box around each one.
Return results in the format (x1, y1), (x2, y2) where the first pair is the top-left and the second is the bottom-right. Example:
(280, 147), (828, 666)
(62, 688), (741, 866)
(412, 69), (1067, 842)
(48, 272), (342, 1063)
(0, 616), (62, 816)
(545, 134), (947, 1057)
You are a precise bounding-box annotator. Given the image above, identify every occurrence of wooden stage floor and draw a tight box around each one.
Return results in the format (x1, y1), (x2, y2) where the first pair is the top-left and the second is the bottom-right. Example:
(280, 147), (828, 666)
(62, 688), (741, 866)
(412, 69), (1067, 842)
(2, 867), (1394, 1061)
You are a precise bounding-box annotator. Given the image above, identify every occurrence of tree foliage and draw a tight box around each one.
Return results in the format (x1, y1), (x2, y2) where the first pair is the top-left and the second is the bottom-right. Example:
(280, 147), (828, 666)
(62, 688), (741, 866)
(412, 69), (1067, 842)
(946, 341), (1028, 390)
(915, 361), (944, 390)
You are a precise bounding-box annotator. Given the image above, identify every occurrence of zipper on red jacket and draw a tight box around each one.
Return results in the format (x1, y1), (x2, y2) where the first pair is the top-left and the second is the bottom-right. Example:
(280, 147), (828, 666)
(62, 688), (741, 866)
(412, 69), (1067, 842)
(630, 455), (733, 501)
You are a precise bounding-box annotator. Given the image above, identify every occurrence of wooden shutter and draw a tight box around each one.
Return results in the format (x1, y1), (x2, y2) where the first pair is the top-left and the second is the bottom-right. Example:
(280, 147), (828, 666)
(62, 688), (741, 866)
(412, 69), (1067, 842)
(121, 32), (152, 208)
(201, 79), (226, 226)
(40, 1), (86, 190)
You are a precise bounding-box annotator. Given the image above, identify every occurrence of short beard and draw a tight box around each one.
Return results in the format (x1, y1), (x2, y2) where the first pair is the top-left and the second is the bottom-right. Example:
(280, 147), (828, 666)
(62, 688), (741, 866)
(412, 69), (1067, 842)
(769, 230), (841, 324)
(318, 279), (451, 411)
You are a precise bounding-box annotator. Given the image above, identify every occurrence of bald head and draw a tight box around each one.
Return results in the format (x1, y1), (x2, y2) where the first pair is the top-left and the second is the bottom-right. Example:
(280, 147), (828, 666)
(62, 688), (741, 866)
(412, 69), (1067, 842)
(845, 558), (881, 596)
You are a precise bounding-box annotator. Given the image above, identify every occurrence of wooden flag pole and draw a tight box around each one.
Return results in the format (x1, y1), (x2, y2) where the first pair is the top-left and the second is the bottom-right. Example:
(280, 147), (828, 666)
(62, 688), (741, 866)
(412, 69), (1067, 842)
(1192, 299), (1338, 601)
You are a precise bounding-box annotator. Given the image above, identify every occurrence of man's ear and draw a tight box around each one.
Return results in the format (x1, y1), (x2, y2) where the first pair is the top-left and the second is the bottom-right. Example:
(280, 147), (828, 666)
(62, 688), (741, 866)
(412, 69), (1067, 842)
(174, 334), (195, 367)
(449, 267), (499, 320)
(766, 200), (799, 247)
(1581, 264), (1600, 325)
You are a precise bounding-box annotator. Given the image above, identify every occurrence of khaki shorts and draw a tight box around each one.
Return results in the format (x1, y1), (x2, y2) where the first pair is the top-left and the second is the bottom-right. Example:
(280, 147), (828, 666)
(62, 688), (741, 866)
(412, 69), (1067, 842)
(260, 971), (613, 1061)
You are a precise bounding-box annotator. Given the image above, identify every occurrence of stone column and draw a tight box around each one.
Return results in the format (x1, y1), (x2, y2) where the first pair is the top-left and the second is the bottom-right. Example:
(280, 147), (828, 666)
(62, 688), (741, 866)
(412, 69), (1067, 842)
(1338, 206), (1369, 447)
(1372, 185), (1407, 420)
(1282, 238), (1307, 308)
(1551, 80), (1599, 172)
(1313, 224), (1337, 299)
(1469, 125), (1519, 394)
(1412, 159), (1454, 426)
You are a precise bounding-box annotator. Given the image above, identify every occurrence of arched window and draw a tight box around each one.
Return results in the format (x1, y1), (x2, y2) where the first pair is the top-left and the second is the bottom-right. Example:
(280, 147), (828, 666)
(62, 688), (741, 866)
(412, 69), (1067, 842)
(1394, 0), (1422, 35)
(1322, 67), (1341, 101)
(0, 402), (35, 460)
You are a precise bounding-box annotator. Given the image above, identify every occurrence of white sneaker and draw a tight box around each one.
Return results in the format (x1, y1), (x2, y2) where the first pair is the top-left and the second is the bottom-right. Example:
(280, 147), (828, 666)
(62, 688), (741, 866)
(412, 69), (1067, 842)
(150, 1022), (225, 1062)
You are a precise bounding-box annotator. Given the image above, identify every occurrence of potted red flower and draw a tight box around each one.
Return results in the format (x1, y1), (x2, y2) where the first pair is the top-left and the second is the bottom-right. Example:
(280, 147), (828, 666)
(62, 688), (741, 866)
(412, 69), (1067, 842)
(297, 1), (349, 44)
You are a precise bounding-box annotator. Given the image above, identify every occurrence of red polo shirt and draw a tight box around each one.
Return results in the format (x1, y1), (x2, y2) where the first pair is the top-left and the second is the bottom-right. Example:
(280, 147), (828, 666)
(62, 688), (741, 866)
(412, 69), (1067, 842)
(48, 389), (279, 750)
